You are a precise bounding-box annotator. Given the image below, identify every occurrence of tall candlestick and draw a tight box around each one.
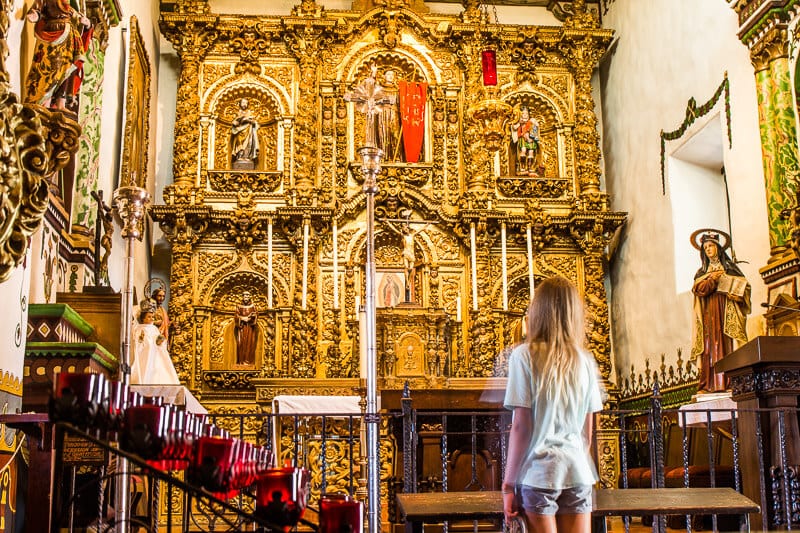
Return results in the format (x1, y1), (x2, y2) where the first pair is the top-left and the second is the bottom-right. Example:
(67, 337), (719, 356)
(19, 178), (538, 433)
(332, 221), (339, 309)
(527, 224), (535, 299)
(501, 222), (508, 311)
(470, 223), (478, 311)
(302, 220), (309, 309)
(359, 309), (367, 378)
(267, 219), (273, 308)
(196, 122), (203, 186)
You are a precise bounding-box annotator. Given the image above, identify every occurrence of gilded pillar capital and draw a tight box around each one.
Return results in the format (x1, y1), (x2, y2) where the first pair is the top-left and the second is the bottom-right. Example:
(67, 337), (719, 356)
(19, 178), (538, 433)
(750, 25), (789, 72)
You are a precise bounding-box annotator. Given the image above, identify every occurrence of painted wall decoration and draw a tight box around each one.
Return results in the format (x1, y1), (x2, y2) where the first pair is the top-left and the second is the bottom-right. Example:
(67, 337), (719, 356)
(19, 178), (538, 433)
(660, 73), (732, 194)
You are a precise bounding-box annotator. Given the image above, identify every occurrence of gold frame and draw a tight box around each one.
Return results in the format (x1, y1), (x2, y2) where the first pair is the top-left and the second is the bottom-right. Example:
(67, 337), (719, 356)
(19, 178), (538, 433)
(120, 16), (151, 188)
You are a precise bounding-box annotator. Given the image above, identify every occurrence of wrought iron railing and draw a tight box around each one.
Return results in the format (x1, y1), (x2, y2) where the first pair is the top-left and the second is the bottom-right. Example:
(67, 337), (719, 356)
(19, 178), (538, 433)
(50, 410), (399, 532)
(48, 387), (800, 532)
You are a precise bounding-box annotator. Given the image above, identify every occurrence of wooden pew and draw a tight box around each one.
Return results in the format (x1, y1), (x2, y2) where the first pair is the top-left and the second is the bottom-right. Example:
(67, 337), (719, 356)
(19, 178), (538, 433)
(396, 487), (760, 533)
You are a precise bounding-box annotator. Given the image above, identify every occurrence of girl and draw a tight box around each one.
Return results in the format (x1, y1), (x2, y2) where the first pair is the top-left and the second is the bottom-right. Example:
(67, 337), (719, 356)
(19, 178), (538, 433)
(502, 276), (604, 533)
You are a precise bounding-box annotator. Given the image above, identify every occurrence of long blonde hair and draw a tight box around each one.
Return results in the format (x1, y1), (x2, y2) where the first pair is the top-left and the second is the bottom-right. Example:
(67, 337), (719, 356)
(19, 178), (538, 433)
(526, 276), (586, 419)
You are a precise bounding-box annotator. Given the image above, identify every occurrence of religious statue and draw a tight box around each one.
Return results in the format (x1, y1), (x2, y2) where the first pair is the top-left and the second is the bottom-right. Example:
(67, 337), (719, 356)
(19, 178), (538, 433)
(131, 299), (180, 385)
(230, 98), (260, 170)
(152, 288), (170, 341)
(145, 278), (169, 342)
(344, 63), (395, 151)
(25, 0), (92, 110)
(690, 230), (750, 393)
(225, 291), (261, 366)
(384, 215), (430, 302)
(377, 69), (401, 160)
(90, 190), (113, 288)
(510, 106), (544, 175)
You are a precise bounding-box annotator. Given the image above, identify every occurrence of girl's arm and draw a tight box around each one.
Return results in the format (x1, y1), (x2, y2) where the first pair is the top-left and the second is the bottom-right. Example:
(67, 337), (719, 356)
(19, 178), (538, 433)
(585, 412), (596, 462)
(502, 406), (532, 521)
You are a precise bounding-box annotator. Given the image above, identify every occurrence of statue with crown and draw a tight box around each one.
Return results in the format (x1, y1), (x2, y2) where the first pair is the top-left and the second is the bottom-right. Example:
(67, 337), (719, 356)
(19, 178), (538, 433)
(131, 296), (181, 385)
(690, 229), (751, 394)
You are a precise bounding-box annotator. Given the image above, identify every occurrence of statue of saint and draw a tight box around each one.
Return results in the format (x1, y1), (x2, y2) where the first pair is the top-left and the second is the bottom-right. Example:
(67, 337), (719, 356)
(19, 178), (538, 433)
(690, 231), (750, 393)
(227, 291), (261, 366)
(510, 106), (544, 176)
(131, 300), (180, 385)
(25, 0), (92, 110)
(377, 69), (401, 161)
(151, 288), (170, 342)
(230, 98), (260, 170)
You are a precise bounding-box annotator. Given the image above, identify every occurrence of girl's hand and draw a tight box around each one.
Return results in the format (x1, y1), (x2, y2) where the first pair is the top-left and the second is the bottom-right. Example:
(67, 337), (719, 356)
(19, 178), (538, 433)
(503, 491), (518, 523)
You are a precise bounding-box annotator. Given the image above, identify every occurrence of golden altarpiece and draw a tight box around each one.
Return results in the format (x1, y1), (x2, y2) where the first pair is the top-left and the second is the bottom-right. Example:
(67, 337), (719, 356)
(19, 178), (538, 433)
(154, 0), (625, 500)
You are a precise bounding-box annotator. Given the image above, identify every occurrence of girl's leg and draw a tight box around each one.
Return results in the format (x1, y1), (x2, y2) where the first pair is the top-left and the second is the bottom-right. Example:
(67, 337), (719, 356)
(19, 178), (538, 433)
(524, 512), (557, 533)
(555, 512), (591, 533)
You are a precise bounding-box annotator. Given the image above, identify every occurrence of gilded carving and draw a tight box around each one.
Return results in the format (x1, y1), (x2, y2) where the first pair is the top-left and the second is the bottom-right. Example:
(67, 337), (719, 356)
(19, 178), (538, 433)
(155, 0), (627, 488)
(200, 63), (233, 91)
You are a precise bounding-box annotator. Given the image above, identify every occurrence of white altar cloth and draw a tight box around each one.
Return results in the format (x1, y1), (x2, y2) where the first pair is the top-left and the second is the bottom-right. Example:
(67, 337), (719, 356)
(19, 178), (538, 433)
(131, 385), (208, 414)
(677, 394), (736, 428)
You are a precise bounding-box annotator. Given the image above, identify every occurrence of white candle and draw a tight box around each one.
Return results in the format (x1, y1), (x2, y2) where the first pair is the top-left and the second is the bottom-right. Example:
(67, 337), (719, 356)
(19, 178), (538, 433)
(302, 220), (309, 309)
(268, 219), (273, 308)
(456, 296), (462, 322)
(359, 309), (367, 378)
(527, 224), (535, 299)
(197, 122), (203, 185)
(470, 223), (478, 311)
(332, 221), (339, 309)
(501, 222), (508, 311)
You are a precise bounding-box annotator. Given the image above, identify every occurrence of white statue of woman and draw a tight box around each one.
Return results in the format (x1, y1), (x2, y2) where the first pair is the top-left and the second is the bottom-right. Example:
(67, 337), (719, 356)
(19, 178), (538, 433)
(131, 300), (180, 385)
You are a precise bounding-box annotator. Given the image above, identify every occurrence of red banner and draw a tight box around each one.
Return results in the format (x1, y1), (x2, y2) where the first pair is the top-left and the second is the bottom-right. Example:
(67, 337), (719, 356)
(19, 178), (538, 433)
(399, 81), (427, 163)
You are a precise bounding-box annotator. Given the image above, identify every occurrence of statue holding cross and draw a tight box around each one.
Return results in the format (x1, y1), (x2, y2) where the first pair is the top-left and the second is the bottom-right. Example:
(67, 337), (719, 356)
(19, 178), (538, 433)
(344, 63), (397, 151)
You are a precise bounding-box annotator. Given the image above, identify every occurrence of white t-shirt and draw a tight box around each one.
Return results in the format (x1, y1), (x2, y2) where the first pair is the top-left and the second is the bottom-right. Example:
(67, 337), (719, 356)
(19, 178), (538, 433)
(503, 343), (604, 489)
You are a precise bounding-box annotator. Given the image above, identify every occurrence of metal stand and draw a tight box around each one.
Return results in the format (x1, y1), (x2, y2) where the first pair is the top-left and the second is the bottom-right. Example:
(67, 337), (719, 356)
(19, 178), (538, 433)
(358, 146), (383, 533)
(112, 185), (150, 533)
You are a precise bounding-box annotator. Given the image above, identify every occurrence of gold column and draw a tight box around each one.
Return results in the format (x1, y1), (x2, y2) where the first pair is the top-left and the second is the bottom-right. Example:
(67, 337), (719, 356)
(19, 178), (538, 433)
(457, 35), (494, 207)
(562, 3), (612, 199)
(161, 11), (218, 193)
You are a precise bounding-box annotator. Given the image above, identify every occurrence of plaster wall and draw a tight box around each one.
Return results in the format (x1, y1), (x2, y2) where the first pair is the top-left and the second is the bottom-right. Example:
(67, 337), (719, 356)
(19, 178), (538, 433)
(99, 1), (162, 297)
(600, 0), (768, 380)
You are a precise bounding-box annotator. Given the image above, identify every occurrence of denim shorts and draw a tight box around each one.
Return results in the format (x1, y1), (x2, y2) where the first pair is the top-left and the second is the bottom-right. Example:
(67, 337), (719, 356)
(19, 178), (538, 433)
(519, 484), (593, 515)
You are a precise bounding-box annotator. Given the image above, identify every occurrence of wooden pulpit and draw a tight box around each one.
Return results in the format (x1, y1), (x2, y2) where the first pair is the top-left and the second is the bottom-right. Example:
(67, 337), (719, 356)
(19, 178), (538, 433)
(715, 335), (800, 528)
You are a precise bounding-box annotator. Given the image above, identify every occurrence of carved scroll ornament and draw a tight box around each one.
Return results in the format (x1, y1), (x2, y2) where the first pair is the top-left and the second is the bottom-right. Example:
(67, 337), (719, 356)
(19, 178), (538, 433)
(0, 93), (48, 283)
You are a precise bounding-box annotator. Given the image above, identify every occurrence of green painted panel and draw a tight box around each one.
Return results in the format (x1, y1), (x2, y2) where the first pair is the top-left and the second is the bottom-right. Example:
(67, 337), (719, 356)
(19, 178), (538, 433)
(73, 40), (106, 229)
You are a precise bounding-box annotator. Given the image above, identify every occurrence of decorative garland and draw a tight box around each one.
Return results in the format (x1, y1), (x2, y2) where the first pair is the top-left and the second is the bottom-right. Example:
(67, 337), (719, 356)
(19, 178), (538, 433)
(660, 72), (731, 194)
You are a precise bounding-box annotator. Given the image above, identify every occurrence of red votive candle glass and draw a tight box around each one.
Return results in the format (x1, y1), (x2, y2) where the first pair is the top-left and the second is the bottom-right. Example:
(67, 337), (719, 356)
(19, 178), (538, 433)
(255, 466), (310, 532)
(320, 493), (363, 533)
(481, 49), (498, 86)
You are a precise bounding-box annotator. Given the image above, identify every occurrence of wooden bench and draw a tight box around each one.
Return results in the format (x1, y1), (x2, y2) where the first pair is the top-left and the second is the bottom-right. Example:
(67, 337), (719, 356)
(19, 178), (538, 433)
(396, 487), (760, 533)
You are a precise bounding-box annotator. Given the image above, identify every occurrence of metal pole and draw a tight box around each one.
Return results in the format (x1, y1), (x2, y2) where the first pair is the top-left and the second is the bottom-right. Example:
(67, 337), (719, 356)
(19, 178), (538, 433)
(112, 186), (150, 533)
(359, 145), (383, 533)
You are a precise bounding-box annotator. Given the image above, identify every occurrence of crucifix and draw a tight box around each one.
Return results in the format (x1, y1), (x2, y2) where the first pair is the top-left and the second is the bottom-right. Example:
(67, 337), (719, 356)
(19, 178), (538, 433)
(90, 190), (114, 289)
(381, 209), (434, 303)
